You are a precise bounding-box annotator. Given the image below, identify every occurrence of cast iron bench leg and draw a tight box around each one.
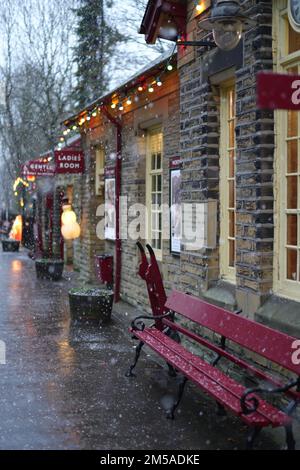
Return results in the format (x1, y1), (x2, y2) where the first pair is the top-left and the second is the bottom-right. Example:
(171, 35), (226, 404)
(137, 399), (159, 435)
(246, 426), (261, 450)
(285, 424), (296, 450)
(216, 402), (227, 417)
(126, 341), (144, 377)
(167, 363), (177, 377)
(166, 376), (188, 420)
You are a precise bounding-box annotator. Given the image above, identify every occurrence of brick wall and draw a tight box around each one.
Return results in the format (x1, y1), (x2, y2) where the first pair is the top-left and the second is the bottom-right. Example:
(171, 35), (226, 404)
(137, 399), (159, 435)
(75, 70), (180, 311)
(178, 0), (275, 316)
(235, 0), (274, 315)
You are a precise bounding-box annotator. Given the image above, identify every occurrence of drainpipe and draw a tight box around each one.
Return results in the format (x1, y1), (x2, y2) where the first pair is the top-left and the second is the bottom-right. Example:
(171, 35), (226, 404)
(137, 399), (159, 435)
(101, 106), (122, 303)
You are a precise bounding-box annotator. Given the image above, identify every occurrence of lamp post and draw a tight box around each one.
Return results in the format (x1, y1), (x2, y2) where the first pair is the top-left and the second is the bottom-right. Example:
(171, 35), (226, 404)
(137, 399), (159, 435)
(177, 0), (254, 51)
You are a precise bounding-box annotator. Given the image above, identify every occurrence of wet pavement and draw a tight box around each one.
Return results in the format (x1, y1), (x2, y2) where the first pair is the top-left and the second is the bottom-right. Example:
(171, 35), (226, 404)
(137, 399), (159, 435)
(0, 250), (293, 450)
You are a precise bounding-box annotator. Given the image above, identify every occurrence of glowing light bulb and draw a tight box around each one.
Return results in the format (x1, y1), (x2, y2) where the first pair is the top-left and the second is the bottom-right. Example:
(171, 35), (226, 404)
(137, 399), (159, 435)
(72, 125), (77, 130)
(196, 2), (203, 13)
(167, 64), (173, 71)
(156, 78), (162, 86)
(126, 97), (132, 105)
(92, 111), (97, 117)
(118, 103), (124, 111)
(138, 86), (143, 92)
(111, 102), (116, 109)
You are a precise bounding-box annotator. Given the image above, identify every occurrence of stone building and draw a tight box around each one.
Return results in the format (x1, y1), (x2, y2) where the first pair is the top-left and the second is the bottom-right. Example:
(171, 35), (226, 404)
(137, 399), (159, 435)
(23, 138), (84, 268)
(62, 0), (300, 338)
(63, 51), (180, 307)
(138, 0), (300, 336)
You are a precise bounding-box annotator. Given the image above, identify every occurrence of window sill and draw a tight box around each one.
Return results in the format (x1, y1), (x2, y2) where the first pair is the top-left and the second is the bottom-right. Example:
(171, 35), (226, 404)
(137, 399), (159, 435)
(256, 295), (300, 338)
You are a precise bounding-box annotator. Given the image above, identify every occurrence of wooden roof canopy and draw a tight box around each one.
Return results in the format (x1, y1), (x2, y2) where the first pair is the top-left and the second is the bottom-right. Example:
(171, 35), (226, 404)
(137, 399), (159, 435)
(140, 0), (187, 44)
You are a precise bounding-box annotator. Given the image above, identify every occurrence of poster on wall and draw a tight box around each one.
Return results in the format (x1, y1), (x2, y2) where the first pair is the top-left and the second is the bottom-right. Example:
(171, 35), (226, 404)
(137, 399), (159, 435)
(105, 177), (116, 240)
(170, 158), (181, 254)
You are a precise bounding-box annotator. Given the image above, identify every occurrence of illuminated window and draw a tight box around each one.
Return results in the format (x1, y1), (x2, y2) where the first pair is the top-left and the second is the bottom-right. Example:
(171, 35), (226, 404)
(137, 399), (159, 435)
(274, 0), (300, 298)
(146, 129), (163, 259)
(95, 148), (104, 196)
(220, 82), (236, 282)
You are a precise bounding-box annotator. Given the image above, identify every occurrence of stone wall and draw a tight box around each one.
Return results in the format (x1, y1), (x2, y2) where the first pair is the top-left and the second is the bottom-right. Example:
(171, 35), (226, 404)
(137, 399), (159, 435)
(178, 0), (275, 317)
(75, 70), (180, 310)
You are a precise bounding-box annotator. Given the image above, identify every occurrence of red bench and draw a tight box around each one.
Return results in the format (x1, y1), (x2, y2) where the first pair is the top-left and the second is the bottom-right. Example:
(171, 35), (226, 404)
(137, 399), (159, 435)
(126, 243), (300, 450)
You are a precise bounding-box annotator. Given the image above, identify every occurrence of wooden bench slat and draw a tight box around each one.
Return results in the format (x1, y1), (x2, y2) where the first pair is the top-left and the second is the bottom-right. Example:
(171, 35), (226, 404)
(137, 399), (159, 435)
(165, 291), (300, 375)
(163, 318), (300, 401)
(135, 327), (292, 428)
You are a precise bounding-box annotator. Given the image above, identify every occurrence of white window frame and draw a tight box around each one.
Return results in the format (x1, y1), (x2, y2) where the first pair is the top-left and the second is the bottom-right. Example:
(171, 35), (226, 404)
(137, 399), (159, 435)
(95, 147), (105, 196)
(146, 128), (163, 261)
(219, 80), (236, 283)
(274, 0), (300, 300)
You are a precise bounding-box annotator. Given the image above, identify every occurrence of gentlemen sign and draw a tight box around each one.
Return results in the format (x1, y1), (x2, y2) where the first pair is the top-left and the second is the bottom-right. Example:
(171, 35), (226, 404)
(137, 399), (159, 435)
(55, 150), (84, 174)
(257, 71), (300, 110)
(23, 158), (55, 177)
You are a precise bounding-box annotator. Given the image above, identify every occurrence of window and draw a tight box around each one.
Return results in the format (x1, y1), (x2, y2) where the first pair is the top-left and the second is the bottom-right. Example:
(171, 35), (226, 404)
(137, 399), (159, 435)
(95, 148), (104, 196)
(146, 129), (163, 259)
(220, 82), (236, 282)
(274, 0), (300, 299)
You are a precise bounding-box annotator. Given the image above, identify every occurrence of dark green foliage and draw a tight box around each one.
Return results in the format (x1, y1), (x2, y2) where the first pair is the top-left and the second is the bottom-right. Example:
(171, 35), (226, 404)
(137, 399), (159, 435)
(73, 0), (124, 109)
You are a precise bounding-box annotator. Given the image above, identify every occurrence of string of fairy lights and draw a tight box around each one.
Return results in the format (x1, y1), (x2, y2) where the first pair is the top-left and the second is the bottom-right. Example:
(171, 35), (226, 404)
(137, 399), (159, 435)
(58, 2), (206, 148)
(58, 49), (177, 148)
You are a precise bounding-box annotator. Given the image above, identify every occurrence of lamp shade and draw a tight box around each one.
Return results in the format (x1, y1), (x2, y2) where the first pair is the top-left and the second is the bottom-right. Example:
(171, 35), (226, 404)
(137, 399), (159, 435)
(61, 210), (77, 225)
(61, 221), (81, 240)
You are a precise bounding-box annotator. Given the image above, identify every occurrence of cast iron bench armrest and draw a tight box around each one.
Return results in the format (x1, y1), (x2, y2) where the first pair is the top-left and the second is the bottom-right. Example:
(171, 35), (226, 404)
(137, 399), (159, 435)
(131, 312), (173, 332)
(240, 378), (300, 416)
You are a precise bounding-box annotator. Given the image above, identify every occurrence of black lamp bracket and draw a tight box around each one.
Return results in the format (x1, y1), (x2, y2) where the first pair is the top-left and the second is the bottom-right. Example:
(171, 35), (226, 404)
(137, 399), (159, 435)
(176, 40), (217, 48)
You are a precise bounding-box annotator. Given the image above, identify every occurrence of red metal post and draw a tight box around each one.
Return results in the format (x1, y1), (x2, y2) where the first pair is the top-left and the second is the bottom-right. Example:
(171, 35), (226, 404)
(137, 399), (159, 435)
(101, 106), (122, 303)
(46, 193), (54, 258)
(59, 191), (64, 261)
(36, 192), (44, 257)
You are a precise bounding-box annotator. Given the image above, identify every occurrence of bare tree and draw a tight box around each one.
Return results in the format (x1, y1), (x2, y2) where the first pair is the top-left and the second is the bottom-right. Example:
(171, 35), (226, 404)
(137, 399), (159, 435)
(0, 0), (77, 201)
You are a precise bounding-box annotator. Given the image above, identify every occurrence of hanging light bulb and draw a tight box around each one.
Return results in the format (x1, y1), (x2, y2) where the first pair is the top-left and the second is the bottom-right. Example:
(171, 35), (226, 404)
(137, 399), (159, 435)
(156, 78), (162, 86)
(61, 205), (81, 240)
(86, 115), (91, 121)
(63, 130), (68, 136)
(61, 222), (80, 240)
(167, 64), (173, 71)
(126, 97), (132, 105)
(61, 209), (77, 225)
(195, 2), (204, 13)
(138, 85), (143, 92)
(118, 103), (124, 111)
(72, 125), (77, 131)
(111, 102), (116, 109)
(148, 85), (154, 93)
(92, 110), (97, 117)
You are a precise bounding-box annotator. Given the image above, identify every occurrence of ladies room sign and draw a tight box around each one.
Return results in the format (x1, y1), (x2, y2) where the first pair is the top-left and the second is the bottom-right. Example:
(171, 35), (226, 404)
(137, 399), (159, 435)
(55, 150), (84, 174)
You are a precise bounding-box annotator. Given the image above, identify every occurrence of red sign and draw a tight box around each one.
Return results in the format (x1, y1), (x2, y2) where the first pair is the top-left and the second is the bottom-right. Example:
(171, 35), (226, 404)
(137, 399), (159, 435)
(169, 156), (182, 169)
(257, 71), (300, 110)
(22, 158), (55, 177)
(105, 166), (116, 178)
(55, 150), (84, 174)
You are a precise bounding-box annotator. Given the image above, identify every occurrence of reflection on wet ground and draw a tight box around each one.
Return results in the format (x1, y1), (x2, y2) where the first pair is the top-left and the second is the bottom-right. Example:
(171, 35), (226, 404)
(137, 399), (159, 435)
(0, 251), (283, 450)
